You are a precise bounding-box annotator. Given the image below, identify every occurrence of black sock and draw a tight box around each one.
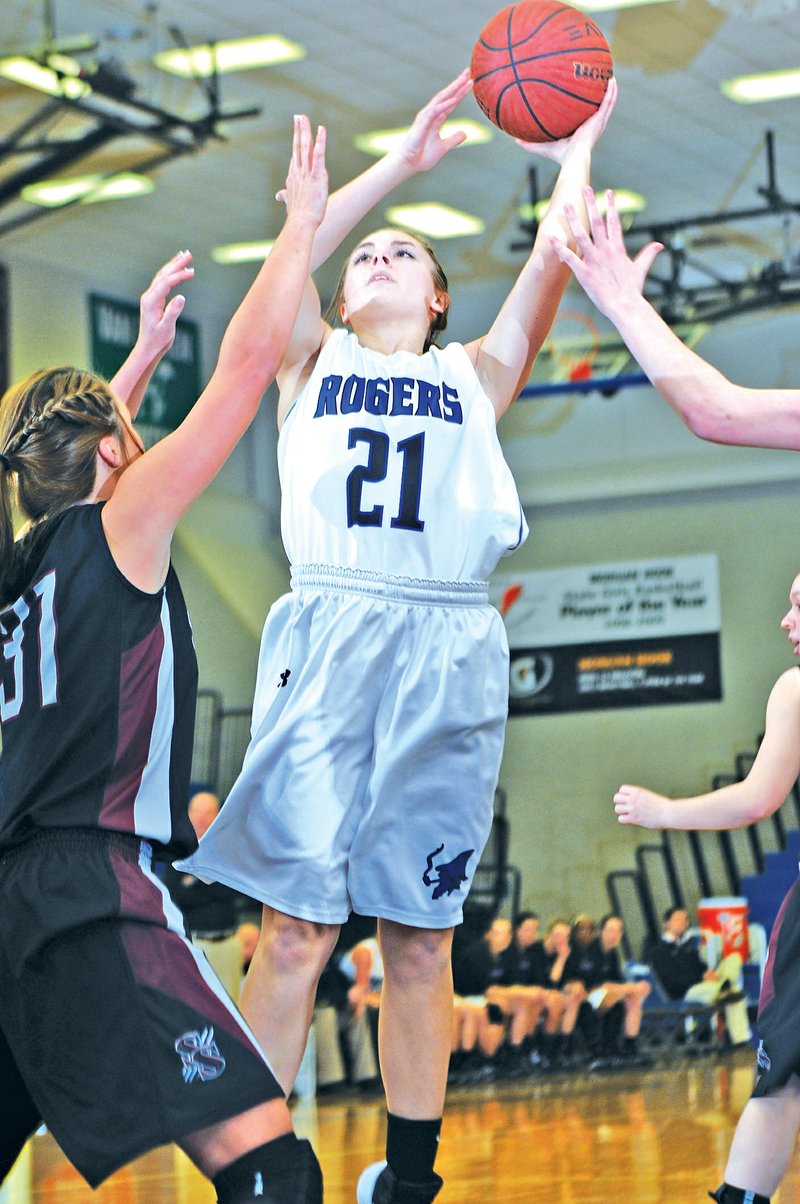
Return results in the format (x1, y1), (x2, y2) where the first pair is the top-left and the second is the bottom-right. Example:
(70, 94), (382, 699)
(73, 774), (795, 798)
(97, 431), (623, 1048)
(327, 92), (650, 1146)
(386, 1113), (442, 1184)
(623, 1036), (638, 1052)
(708, 1184), (770, 1204)
(213, 1134), (322, 1203)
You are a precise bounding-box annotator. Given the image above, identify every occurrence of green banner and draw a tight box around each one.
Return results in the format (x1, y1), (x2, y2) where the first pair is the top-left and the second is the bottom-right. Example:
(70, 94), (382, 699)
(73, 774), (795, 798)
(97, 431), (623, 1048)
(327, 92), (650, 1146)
(89, 292), (201, 432)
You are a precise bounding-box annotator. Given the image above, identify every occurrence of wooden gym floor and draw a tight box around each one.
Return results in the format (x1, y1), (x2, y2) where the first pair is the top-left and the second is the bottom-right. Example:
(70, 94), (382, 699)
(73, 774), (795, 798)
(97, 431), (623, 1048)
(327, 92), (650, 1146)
(5, 1050), (800, 1203)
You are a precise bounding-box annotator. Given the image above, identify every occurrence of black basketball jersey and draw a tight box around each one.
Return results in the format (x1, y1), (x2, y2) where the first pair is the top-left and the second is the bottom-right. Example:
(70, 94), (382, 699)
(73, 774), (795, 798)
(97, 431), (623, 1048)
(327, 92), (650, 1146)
(0, 503), (198, 856)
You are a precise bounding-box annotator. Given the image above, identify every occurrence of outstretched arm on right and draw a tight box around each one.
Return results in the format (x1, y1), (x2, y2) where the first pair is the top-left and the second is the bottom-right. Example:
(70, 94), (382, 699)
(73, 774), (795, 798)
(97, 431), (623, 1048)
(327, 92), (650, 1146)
(613, 668), (800, 831)
(552, 188), (800, 451)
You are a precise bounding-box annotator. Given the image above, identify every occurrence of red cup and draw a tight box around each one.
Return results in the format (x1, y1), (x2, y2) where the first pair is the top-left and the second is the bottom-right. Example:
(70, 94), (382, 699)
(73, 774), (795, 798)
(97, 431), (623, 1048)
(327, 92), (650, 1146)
(697, 896), (749, 964)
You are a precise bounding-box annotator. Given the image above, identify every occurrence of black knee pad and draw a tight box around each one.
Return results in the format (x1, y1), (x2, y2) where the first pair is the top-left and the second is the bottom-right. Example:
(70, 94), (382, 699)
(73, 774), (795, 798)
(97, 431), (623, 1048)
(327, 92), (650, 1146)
(214, 1135), (323, 1203)
(709, 1184), (770, 1204)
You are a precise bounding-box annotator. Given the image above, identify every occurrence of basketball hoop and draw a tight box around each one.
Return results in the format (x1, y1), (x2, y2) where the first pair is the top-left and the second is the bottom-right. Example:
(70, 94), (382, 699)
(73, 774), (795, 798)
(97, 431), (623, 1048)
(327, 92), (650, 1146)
(543, 309), (601, 386)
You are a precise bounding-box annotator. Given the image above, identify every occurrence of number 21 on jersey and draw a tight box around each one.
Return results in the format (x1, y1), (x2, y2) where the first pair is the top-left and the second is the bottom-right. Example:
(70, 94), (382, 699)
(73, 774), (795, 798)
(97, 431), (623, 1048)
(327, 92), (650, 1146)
(346, 429), (425, 532)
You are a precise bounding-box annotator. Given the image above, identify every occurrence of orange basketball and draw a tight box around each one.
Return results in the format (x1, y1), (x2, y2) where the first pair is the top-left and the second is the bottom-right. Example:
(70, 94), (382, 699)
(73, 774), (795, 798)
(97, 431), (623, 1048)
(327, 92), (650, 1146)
(471, 1), (613, 143)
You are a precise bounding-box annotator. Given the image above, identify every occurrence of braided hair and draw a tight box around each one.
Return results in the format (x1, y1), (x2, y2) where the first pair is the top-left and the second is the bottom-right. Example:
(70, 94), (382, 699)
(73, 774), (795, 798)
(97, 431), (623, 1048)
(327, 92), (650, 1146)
(0, 367), (126, 605)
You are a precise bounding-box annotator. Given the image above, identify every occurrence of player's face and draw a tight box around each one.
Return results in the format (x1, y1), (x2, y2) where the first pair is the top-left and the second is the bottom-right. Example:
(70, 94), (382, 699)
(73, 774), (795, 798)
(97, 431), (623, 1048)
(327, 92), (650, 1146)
(601, 918), (623, 948)
(547, 923), (570, 954)
(487, 918), (513, 954)
(341, 229), (445, 328)
(516, 918), (539, 949)
(665, 909), (688, 938)
(780, 573), (800, 655)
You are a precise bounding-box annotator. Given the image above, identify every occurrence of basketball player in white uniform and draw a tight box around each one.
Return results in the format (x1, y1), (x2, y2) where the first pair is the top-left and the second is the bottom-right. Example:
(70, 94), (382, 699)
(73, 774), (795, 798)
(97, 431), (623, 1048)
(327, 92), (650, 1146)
(179, 70), (617, 1204)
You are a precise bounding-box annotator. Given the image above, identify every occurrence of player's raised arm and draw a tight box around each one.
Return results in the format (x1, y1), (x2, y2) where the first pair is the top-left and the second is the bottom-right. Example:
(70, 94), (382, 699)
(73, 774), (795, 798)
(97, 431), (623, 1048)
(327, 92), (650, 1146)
(275, 70), (473, 416)
(466, 79), (617, 421)
(103, 116), (328, 590)
(552, 187), (800, 450)
(109, 251), (195, 420)
(614, 669), (800, 831)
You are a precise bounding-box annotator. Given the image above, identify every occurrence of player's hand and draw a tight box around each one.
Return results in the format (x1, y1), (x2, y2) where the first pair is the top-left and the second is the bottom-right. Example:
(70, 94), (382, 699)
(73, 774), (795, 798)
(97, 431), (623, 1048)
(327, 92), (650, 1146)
(394, 68), (473, 173)
(549, 187), (663, 316)
(278, 114), (328, 228)
(136, 250), (194, 359)
(613, 784), (669, 829)
(515, 76), (618, 163)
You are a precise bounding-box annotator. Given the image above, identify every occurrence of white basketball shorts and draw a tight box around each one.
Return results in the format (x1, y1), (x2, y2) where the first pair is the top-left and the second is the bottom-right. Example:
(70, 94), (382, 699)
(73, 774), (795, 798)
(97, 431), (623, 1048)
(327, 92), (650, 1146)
(177, 565), (509, 929)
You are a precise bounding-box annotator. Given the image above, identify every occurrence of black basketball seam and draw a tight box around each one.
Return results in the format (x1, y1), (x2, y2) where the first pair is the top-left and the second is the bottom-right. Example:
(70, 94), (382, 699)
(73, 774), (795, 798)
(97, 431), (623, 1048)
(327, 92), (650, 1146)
(495, 79), (551, 139)
(472, 46), (613, 87)
(494, 77), (600, 138)
(477, 4), (573, 53)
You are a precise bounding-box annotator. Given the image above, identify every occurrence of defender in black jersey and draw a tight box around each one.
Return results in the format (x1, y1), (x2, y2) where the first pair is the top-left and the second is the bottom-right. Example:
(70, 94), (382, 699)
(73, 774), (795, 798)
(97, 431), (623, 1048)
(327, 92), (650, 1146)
(0, 116), (327, 1203)
(613, 569), (800, 1204)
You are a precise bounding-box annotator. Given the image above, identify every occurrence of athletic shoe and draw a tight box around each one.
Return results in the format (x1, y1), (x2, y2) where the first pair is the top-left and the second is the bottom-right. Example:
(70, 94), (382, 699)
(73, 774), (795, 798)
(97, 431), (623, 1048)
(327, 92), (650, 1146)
(356, 1161), (443, 1203)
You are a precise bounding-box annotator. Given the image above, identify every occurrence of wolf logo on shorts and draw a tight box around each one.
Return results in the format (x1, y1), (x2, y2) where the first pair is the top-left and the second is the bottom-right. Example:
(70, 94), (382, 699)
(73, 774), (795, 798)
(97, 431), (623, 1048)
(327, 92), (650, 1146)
(756, 1039), (772, 1073)
(422, 845), (474, 900)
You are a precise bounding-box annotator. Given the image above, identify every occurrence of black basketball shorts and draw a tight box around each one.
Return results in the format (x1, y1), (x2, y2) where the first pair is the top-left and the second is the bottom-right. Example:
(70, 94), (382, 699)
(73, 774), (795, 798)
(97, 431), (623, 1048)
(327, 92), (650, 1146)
(0, 829), (282, 1187)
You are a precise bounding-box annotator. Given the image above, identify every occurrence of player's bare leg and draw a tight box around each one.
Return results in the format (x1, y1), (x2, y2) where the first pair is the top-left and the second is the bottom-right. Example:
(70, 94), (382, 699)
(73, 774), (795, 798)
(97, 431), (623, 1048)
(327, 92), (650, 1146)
(378, 920), (453, 1116)
(239, 906), (339, 1093)
(180, 1099), (322, 1203)
(717, 1083), (800, 1200)
(356, 921), (452, 1202)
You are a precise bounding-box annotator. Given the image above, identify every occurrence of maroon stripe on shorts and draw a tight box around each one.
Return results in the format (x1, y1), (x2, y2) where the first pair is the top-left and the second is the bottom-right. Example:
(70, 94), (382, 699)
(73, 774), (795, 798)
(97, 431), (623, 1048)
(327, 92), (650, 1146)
(99, 622), (165, 829)
(758, 878), (799, 1015)
(120, 923), (263, 1055)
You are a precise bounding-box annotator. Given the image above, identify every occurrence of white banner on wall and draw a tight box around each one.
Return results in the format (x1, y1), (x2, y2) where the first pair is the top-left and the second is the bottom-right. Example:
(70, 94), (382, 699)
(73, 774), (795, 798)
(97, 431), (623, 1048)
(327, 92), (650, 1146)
(490, 554), (722, 715)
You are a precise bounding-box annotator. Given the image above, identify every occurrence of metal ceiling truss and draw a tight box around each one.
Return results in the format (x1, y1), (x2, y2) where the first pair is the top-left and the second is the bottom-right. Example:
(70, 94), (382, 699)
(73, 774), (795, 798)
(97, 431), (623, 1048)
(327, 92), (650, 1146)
(514, 131), (800, 328)
(0, 30), (261, 239)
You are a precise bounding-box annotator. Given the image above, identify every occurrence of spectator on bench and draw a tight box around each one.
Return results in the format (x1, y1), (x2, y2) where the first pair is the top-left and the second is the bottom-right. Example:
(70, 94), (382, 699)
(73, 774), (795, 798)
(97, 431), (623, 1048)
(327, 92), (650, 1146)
(564, 914), (651, 1066)
(649, 906), (752, 1048)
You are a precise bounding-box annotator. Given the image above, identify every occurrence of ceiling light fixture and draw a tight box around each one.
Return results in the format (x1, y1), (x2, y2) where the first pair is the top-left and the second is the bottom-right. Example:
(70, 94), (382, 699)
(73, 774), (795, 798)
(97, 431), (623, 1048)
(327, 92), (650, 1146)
(0, 53), (90, 98)
(385, 203), (485, 239)
(521, 188), (646, 223)
(22, 172), (154, 208)
(153, 35), (305, 78)
(577, 0), (672, 9)
(355, 119), (492, 158)
(721, 68), (800, 103)
(212, 240), (276, 264)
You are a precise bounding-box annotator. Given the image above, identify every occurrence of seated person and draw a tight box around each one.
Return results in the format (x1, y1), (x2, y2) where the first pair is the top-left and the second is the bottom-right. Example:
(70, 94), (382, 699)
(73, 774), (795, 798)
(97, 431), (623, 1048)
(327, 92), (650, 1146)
(537, 917), (588, 1065)
(450, 916), (535, 1077)
(338, 927), (383, 1088)
(650, 906), (752, 1048)
(564, 913), (651, 1064)
(507, 912), (568, 1067)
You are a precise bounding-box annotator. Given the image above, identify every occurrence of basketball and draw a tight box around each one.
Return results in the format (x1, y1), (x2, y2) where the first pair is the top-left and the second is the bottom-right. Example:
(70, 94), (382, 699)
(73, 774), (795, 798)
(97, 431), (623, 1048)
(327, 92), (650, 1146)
(471, 1), (613, 143)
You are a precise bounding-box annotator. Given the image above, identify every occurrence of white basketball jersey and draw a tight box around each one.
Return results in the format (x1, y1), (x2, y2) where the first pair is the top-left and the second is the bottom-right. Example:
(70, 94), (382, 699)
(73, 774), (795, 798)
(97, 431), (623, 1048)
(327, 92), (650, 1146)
(278, 330), (528, 582)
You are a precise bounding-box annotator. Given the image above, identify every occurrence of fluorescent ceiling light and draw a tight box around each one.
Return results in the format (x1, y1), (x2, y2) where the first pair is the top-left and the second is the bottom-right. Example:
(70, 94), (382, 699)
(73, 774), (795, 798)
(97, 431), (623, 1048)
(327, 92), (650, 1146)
(22, 172), (153, 208)
(577, 0), (672, 9)
(721, 69), (800, 103)
(153, 35), (305, 78)
(384, 203), (485, 240)
(521, 188), (646, 223)
(212, 240), (276, 265)
(355, 119), (491, 158)
(0, 54), (90, 98)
